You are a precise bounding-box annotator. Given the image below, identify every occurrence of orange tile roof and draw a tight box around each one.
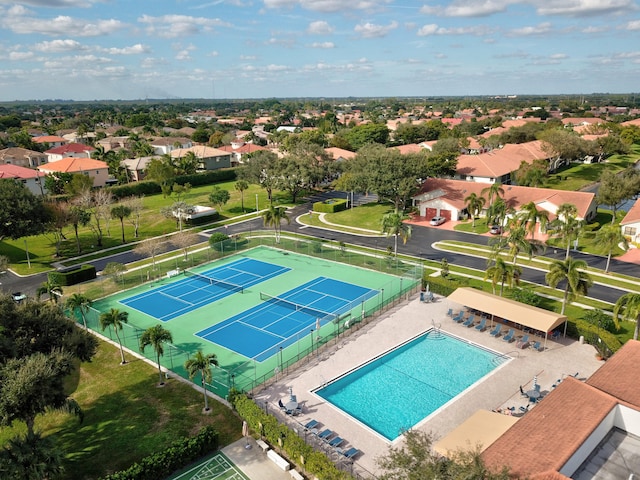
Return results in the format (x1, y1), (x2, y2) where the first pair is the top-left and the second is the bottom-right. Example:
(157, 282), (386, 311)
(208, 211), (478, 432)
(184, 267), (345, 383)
(456, 141), (548, 178)
(325, 147), (356, 160)
(33, 135), (67, 143)
(586, 340), (640, 409)
(217, 143), (268, 154)
(621, 200), (640, 225)
(38, 157), (108, 173)
(392, 144), (426, 155)
(482, 378), (618, 478)
(415, 178), (595, 220)
(44, 143), (94, 155)
(0, 164), (44, 179)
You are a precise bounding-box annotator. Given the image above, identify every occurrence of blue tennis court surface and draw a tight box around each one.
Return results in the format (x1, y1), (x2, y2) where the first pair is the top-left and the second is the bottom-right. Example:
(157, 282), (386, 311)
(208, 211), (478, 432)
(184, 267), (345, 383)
(196, 277), (378, 361)
(119, 258), (290, 321)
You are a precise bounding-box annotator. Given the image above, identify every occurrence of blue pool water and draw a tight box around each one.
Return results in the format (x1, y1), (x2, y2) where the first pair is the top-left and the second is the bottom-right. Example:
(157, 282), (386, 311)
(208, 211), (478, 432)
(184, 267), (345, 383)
(314, 331), (508, 441)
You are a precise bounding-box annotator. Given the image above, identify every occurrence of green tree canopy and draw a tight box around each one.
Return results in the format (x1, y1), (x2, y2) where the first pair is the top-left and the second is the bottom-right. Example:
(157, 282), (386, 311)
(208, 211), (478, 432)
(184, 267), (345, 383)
(0, 180), (50, 240)
(140, 325), (174, 386)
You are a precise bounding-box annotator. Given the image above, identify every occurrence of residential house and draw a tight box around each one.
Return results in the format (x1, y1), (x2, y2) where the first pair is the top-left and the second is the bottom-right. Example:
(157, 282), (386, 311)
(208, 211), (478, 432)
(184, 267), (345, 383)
(170, 146), (231, 171)
(149, 137), (193, 155)
(620, 199), (640, 244)
(0, 147), (48, 168)
(480, 340), (640, 479)
(325, 147), (356, 162)
(38, 157), (109, 187)
(96, 136), (132, 153)
(120, 156), (157, 182)
(455, 141), (549, 184)
(411, 178), (597, 232)
(217, 140), (269, 166)
(0, 164), (47, 195)
(32, 135), (67, 148)
(45, 143), (95, 162)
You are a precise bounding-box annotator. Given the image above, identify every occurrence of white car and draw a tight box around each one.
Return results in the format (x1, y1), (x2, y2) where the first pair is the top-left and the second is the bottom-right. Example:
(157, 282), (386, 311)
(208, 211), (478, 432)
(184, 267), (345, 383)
(430, 216), (446, 226)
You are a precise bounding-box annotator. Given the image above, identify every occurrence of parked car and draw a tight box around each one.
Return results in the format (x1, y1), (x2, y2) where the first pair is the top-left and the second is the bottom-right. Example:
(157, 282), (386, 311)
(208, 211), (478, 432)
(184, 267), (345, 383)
(430, 216), (446, 226)
(489, 225), (502, 235)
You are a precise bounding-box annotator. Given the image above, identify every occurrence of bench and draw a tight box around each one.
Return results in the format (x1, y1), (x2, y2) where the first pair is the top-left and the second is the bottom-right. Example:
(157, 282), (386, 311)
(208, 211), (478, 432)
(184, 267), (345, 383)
(166, 269), (180, 279)
(289, 470), (304, 480)
(267, 449), (290, 471)
(256, 439), (270, 452)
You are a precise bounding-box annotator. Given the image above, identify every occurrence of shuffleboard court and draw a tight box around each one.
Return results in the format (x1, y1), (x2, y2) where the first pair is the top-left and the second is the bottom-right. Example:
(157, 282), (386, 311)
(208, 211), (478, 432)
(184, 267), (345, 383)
(196, 276), (378, 361)
(120, 257), (290, 321)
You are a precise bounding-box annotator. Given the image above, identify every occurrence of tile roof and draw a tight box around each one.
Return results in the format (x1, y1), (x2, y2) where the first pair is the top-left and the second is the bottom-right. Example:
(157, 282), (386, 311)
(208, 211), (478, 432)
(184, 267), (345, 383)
(456, 141), (548, 178)
(0, 147), (45, 160)
(621, 200), (640, 225)
(0, 164), (44, 179)
(217, 143), (268, 154)
(33, 135), (67, 143)
(391, 144), (426, 155)
(44, 143), (94, 155)
(324, 147), (356, 160)
(482, 378), (618, 478)
(170, 146), (230, 158)
(414, 178), (595, 220)
(38, 157), (108, 173)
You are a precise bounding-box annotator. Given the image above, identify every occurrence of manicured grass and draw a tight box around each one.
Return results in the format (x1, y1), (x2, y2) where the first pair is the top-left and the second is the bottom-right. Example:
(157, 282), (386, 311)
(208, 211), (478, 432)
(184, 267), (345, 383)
(314, 202), (395, 232)
(545, 145), (639, 191)
(0, 341), (242, 480)
(454, 218), (490, 234)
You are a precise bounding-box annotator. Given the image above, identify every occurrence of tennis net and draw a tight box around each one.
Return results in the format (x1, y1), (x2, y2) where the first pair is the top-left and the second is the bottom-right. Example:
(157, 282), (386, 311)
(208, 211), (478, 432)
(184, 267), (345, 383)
(259, 292), (336, 321)
(184, 270), (244, 294)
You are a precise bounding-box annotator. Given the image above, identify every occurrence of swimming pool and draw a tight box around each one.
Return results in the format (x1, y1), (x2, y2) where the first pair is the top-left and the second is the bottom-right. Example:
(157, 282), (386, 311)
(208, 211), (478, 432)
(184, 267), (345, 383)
(314, 330), (508, 441)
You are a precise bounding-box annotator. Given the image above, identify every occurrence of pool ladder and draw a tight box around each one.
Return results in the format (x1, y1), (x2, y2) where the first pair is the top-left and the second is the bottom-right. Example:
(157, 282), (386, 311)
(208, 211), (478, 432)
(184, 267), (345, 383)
(430, 319), (444, 339)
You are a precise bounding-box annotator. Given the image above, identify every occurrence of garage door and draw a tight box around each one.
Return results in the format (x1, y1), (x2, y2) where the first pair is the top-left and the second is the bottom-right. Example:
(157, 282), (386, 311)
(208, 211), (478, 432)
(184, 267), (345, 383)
(426, 208), (451, 220)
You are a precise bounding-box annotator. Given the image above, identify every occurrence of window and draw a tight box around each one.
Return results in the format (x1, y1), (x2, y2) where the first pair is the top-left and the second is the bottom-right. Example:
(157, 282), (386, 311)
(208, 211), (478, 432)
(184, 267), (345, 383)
(623, 226), (636, 236)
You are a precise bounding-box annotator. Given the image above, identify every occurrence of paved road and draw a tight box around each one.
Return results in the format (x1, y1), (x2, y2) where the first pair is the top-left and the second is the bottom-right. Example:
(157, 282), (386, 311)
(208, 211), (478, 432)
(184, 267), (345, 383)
(1, 192), (636, 307)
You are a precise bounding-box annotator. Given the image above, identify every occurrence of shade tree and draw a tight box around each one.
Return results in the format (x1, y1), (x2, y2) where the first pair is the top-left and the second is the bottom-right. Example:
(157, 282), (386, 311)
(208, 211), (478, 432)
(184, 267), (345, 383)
(0, 180), (50, 241)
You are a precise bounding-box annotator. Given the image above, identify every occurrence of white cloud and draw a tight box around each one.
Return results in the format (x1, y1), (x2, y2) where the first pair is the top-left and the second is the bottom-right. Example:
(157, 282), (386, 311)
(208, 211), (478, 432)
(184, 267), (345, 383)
(582, 25), (609, 33)
(549, 53), (568, 59)
(138, 14), (232, 38)
(354, 21), (398, 38)
(208, 50), (219, 57)
(34, 39), (85, 53)
(2, 11), (125, 37)
(0, 0), (98, 6)
(103, 44), (150, 55)
(240, 55), (257, 60)
(263, 0), (391, 13)
(508, 22), (553, 36)
(307, 20), (334, 34)
(417, 24), (439, 36)
(421, 0), (512, 17)
(534, 0), (636, 17)
(310, 42), (335, 48)
(9, 51), (35, 61)
(624, 20), (640, 30)
(417, 23), (492, 36)
(176, 50), (192, 61)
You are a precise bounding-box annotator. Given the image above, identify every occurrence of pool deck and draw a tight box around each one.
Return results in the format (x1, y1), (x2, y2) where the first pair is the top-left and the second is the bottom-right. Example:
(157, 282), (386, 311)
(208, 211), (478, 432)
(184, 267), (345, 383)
(253, 293), (602, 477)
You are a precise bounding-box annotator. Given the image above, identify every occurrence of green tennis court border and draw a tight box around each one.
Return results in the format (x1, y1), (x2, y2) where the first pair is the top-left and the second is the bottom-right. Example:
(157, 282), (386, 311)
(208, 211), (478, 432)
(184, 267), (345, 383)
(167, 451), (250, 480)
(84, 243), (421, 398)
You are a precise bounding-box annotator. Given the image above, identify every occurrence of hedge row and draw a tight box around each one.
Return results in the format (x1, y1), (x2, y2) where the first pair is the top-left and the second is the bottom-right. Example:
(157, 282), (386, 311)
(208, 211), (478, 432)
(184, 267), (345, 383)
(48, 264), (96, 286)
(313, 199), (348, 213)
(100, 426), (218, 480)
(232, 395), (351, 480)
(422, 273), (470, 296)
(108, 168), (237, 199)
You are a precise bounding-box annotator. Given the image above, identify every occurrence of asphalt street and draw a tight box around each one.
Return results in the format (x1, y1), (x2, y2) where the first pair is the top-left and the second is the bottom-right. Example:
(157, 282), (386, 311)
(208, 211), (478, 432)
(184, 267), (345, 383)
(0, 193), (637, 307)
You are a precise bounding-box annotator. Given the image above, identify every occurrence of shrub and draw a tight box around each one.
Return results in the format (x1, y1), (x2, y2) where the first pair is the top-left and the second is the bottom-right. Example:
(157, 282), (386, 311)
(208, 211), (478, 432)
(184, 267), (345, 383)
(424, 274), (468, 296)
(510, 287), (542, 307)
(312, 198), (347, 213)
(100, 426), (218, 480)
(208, 232), (230, 251)
(582, 309), (617, 333)
(48, 264), (96, 286)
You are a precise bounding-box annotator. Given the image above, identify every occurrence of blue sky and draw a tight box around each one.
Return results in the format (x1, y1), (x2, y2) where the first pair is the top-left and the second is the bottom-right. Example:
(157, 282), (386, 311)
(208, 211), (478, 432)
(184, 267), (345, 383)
(1, 0), (639, 101)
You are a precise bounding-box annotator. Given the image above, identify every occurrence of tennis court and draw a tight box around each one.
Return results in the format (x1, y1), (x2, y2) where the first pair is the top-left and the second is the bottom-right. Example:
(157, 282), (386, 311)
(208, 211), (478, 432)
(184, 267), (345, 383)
(196, 277), (378, 361)
(120, 258), (290, 321)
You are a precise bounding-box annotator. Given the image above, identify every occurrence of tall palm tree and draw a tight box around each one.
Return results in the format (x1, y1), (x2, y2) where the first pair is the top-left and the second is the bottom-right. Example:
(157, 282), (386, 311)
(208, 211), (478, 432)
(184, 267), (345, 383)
(595, 223), (629, 273)
(464, 192), (486, 228)
(486, 197), (508, 228)
(484, 257), (522, 296)
(381, 212), (412, 256)
(235, 180), (249, 212)
(262, 205), (290, 244)
(36, 280), (63, 304)
(481, 182), (504, 215)
(99, 308), (129, 364)
(184, 350), (219, 411)
(110, 204), (132, 243)
(65, 293), (93, 330)
(550, 203), (583, 260)
(613, 293), (640, 340)
(492, 219), (539, 265)
(518, 201), (549, 241)
(545, 257), (593, 317)
(140, 325), (174, 386)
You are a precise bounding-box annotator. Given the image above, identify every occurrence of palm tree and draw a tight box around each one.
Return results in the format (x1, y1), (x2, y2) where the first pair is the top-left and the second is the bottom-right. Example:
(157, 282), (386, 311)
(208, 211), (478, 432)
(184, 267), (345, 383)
(550, 203), (583, 260)
(184, 350), (219, 411)
(464, 192), (486, 228)
(492, 218), (539, 265)
(36, 280), (63, 304)
(595, 224), (629, 273)
(518, 201), (549, 241)
(140, 325), (174, 386)
(613, 293), (640, 340)
(262, 205), (290, 244)
(235, 180), (249, 212)
(484, 257), (522, 296)
(99, 308), (129, 364)
(381, 212), (412, 256)
(480, 182), (504, 215)
(110, 204), (132, 243)
(486, 197), (508, 228)
(65, 293), (92, 330)
(545, 257), (593, 316)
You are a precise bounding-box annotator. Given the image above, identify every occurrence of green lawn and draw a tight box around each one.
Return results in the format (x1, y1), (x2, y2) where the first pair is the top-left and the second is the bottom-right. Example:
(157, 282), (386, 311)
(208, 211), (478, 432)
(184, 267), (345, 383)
(0, 341), (242, 480)
(306, 202), (395, 232)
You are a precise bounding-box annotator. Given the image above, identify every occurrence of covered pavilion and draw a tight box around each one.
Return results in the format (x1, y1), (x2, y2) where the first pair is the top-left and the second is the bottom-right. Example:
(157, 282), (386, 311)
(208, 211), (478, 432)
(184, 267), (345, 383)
(448, 287), (567, 350)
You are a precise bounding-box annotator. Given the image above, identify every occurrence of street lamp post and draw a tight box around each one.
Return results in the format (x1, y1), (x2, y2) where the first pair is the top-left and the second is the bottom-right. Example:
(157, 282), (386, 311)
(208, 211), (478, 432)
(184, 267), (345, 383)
(279, 346), (283, 373)
(310, 329), (314, 356)
(255, 194), (259, 216)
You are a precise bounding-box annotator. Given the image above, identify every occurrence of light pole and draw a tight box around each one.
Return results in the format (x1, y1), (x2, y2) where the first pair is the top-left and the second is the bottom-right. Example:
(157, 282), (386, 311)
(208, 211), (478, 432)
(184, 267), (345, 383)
(279, 346), (283, 373)
(255, 194), (259, 216)
(310, 328), (314, 355)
